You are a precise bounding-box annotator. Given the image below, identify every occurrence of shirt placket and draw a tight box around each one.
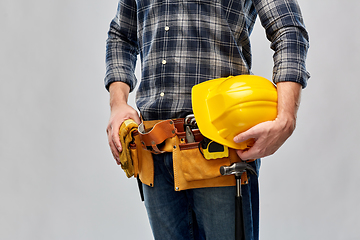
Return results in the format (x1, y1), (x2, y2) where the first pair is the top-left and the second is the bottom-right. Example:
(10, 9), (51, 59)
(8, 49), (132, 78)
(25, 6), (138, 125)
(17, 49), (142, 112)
(159, 0), (171, 99)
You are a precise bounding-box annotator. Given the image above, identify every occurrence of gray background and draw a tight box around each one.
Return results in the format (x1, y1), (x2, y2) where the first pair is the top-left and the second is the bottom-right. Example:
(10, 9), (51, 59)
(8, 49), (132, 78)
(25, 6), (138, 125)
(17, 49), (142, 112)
(1, 0), (359, 239)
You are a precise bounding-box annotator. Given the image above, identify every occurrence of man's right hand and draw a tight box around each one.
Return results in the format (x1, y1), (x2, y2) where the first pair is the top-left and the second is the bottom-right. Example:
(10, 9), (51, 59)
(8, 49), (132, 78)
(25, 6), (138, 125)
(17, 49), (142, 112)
(106, 82), (141, 165)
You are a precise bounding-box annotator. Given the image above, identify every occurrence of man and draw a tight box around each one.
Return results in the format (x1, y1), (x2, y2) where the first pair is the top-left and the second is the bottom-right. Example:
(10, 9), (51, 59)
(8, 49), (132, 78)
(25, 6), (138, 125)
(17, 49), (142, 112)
(105, 0), (309, 239)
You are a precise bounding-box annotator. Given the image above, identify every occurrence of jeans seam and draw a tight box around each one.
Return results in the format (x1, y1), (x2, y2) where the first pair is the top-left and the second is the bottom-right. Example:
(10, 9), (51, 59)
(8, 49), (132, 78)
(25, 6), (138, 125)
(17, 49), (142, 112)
(188, 205), (195, 240)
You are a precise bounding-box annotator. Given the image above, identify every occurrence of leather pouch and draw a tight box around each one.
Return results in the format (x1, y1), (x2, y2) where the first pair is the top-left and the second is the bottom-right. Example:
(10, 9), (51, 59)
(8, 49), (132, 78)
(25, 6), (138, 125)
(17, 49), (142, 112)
(130, 134), (155, 187)
(172, 131), (249, 191)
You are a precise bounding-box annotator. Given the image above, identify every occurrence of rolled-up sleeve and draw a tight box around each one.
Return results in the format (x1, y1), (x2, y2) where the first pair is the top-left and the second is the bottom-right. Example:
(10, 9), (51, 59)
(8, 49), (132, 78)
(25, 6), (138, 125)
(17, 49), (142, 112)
(254, 0), (310, 88)
(104, 0), (139, 92)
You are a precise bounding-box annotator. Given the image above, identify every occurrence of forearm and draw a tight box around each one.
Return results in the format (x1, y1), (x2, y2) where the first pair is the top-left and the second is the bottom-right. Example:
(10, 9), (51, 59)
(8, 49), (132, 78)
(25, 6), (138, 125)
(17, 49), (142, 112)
(275, 81), (302, 135)
(109, 81), (131, 109)
(108, 81), (140, 124)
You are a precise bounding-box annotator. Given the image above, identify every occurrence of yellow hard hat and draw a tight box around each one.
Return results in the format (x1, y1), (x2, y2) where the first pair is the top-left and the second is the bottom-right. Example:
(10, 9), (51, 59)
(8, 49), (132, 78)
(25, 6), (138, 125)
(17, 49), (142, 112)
(192, 75), (278, 150)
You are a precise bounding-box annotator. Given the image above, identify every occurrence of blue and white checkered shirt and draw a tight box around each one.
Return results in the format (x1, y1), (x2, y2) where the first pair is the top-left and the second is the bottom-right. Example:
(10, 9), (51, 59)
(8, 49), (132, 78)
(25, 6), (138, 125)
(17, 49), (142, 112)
(105, 0), (310, 120)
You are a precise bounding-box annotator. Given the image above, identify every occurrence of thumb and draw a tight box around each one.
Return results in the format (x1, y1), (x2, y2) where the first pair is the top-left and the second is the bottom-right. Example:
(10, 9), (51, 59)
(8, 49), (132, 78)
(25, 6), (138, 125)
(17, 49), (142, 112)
(132, 114), (141, 125)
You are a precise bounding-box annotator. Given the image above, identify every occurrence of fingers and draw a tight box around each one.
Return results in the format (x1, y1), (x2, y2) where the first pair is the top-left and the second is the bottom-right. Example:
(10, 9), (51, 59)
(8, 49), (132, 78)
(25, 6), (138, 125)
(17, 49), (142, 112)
(236, 142), (267, 160)
(106, 104), (141, 165)
(233, 127), (258, 145)
(234, 140), (260, 161)
(106, 122), (122, 165)
(131, 112), (141, 125)
(233, 131), (258, 160)
(233, 121), (277, 160)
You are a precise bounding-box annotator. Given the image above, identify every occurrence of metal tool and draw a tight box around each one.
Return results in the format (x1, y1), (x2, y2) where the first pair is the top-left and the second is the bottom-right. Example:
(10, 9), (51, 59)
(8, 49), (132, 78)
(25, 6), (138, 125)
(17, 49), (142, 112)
(184, 114), (198, 143)
(184, 114), (195, 125)
(220, 162), (257, 240)
(184, 114), (229, 158)
(189, 117), (197, 128)
(185, 126), (195, 143)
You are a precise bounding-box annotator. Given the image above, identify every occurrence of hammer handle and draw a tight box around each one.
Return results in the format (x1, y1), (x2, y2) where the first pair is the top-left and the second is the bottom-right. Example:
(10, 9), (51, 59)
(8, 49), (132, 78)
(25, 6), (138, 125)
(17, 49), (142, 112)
(235, 195), (245, 240)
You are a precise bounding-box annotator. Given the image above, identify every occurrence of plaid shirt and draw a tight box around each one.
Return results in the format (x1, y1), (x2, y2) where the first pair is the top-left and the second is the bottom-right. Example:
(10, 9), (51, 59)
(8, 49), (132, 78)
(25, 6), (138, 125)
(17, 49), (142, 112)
(105, 0), (310, 120)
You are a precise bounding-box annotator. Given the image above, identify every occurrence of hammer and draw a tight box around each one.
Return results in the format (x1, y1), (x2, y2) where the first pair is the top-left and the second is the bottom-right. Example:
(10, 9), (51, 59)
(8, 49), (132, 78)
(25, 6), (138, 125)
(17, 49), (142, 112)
(220, 162), (257, 240)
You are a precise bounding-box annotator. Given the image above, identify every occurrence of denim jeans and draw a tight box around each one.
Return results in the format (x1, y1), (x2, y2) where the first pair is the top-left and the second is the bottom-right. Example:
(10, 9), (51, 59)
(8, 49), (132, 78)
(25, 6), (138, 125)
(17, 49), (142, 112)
(142, 152), (260, 240)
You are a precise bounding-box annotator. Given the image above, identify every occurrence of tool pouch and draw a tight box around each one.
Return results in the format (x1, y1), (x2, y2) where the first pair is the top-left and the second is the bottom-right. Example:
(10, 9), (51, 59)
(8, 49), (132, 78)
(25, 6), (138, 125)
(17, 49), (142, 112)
(172, 131), (249, 191)
(129, 119), (177, 187)
(128, 119), (251, 191)
(130, 134), (155, 188)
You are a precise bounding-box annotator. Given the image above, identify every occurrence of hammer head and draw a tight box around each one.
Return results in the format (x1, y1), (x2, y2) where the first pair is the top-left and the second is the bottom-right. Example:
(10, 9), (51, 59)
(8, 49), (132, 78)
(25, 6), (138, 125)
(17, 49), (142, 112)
(220, 162), (257, 176)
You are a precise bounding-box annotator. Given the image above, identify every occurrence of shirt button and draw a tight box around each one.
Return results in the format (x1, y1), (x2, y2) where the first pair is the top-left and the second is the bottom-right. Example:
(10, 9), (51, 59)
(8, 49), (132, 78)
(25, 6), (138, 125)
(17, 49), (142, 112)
(162, 59), (167, 65)
(160, 92), (165, 97)
(165, 26), (170, 31)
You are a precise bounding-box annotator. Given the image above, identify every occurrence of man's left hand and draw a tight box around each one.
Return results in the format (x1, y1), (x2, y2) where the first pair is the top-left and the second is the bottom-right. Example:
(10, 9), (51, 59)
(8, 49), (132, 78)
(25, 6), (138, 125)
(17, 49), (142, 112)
(234, 116), (295, 160)
(234, 81), (302, 160)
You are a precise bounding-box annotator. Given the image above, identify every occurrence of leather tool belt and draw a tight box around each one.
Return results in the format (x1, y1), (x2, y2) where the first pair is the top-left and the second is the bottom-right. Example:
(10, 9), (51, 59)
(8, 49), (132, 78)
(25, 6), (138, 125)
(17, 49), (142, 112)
(128, 118), (252, 191)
